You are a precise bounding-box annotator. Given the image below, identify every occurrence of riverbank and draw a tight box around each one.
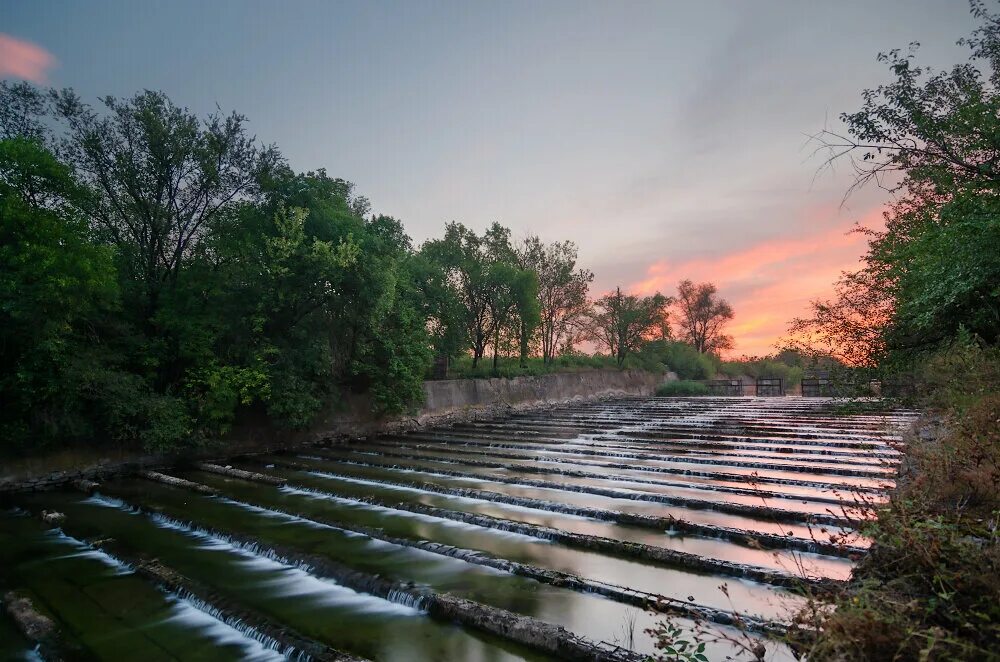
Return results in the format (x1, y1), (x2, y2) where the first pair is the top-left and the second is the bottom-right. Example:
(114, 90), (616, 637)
(0, 369), (668, 493)
(797, 348), (1000, 660)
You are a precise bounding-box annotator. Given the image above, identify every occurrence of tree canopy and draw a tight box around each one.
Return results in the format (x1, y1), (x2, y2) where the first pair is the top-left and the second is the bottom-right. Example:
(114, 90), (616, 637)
(798, 2), (1000, 366)
(588, 288), (672, 367)
(675, 280), (734, 355)
(0, 79), (743, 455)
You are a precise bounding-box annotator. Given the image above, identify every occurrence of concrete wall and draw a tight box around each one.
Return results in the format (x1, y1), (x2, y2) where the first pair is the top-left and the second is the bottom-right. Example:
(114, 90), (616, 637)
(1, 369), (670, 492)
(419, 369), (668, 423)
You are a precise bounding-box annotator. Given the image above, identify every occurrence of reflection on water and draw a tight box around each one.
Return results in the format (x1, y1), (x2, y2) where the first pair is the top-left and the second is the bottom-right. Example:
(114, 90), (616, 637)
(2, 397), (912, 662)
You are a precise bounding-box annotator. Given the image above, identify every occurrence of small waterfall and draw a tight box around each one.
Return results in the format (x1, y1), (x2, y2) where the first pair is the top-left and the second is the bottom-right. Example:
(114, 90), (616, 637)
(124, 502), (425, 616)
(164, 591), (302, 661)
(44, 528), (132, 575)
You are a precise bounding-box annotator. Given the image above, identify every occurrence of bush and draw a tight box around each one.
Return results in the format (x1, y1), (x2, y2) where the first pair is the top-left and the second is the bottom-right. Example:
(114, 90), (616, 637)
(719, 358), (803, 390)
(655, 380), (710, 396)
(637, 340), (717, 380)
(798, 341), (1000, 661)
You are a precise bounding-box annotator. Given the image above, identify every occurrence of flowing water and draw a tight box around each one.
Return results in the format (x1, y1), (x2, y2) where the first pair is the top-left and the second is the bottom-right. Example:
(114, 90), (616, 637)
(1, 396), (915, 661)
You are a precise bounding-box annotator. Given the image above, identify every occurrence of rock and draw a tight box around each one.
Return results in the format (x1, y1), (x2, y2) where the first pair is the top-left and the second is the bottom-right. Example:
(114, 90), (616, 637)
(40, 510), (65, 525)
(140, 471), (219, 495)
(72, 479), (100, 494)
(194, 462), (286, 486)
(3, 591), (57, 643)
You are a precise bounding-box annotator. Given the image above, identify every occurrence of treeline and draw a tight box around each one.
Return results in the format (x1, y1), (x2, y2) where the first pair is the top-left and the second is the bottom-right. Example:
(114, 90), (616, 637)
(0, 83), (736, 453)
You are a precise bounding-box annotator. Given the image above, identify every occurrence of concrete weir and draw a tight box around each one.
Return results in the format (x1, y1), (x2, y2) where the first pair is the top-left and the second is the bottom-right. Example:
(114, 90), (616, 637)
(79, 497), (646, 662)
(1, 395), (915, 661)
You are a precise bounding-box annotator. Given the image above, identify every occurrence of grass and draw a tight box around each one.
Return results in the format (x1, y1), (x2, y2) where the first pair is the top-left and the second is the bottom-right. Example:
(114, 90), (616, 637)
(655, 380), (710, 396)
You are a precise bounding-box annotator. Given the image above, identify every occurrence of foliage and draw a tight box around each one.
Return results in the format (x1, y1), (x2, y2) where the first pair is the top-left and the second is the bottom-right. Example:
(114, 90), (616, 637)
(516, 236), (593, 364)
(420, 222), (541, 371)
(796, 343), (1000, 661)
(639, 340), (719, 380)
(0, 136), (192, 450)
(0, 137), (111, 446)
(0, 81), (748, 455)
(51, 89), (281, 323)
(799, 1), (1000, 363)
(587, 287), (672, 367)
(675, 280), (734, 354)
(646, 620), (709, 661)
(787, 5), (1000, 659)
(718, 356), (804, 390)
(0, 86), (438, 453)
(445, 353), (618, 380)
(655, 381), (710, 397)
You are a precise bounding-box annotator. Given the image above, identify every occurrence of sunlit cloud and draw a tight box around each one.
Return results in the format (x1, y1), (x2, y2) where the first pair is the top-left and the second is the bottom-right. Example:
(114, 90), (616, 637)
(630, 206), (885, 358)
(0, 34), (56, 83)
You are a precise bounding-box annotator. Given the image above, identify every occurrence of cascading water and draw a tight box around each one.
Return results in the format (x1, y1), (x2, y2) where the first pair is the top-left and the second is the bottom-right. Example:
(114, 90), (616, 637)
(3, 396), (914, 661)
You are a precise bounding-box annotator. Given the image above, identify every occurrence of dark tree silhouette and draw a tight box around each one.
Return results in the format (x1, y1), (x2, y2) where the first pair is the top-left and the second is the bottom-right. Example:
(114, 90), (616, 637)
(675, 280), (734, 354)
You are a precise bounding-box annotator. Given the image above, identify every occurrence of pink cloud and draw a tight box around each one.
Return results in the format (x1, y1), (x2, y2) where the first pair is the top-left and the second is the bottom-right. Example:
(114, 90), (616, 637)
(0, 34), (56, 83)
(629, 206), (885, 358)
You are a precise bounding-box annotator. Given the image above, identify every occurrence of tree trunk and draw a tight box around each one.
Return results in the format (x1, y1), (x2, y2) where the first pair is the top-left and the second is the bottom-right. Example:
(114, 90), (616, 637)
(519, 321), (529, 367)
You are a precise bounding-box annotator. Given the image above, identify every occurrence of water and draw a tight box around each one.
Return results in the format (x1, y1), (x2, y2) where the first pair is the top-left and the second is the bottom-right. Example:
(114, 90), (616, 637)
(1, 396), (914, 661)
(274, 467), (854, 580)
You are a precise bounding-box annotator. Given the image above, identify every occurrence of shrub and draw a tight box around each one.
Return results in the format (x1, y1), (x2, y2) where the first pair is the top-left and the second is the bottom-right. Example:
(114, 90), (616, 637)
(797, 341), (1000, 660)
(637, 340), (718, 380)
(655, 380), (710, 396)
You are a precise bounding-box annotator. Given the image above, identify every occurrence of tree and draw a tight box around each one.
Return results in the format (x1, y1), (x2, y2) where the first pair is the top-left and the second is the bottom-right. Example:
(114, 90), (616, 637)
(0, 137), (127, 448)
(800, 2), (1000, 362)
(173, 168), (431, 424)
(50, 89), (281, 321)
(588, 287), (672, 367)
(485, 262), (539, 370)
(789, 262), (892, 367)
(421, 222), (539, 370)
(516, 236), (593, 364)
(0, 85), (442, 448)
(674, 280), (734, 354)
(0, 82), (48, 142)
(420, 223), (493, 367)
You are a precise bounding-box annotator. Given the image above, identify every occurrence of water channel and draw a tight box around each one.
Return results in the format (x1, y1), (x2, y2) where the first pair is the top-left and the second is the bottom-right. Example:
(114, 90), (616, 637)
(1, 396), (915, 661)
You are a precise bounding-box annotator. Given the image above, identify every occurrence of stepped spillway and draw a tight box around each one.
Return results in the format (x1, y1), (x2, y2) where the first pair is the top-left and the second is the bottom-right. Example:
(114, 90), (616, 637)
(1, 396), (915, 661)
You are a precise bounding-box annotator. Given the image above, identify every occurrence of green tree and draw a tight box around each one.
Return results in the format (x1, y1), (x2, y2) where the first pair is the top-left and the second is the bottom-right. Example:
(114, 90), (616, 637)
(802, 2), (1000, 362)
(421, 222), (539, 371)
(485, 261), (540, 370)
(50, 89), (280, 322)
(516, 236), (593, 364)
(588, 287), (672, 367)
(170, 168), (430, 427)
(0, 138), (117, 447)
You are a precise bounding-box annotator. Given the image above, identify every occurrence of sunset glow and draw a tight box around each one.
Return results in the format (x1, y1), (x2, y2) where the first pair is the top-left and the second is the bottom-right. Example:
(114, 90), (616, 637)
(0, 34), (55, 83)
(1, 1), (973, 362)
(630, 207), (884, 357)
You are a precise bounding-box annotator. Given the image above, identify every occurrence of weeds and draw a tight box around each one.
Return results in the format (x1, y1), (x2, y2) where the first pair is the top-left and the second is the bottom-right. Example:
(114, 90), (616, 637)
(796, 342), (1000, 660)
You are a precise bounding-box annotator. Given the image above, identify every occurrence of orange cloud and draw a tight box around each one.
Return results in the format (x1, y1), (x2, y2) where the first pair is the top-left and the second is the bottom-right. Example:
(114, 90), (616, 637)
(0, 34), (56, 83)
(630, 207), (884, 358)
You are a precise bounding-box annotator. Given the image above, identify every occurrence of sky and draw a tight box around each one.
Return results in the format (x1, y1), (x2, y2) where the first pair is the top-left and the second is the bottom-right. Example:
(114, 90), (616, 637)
(0, 0), (979, 357)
